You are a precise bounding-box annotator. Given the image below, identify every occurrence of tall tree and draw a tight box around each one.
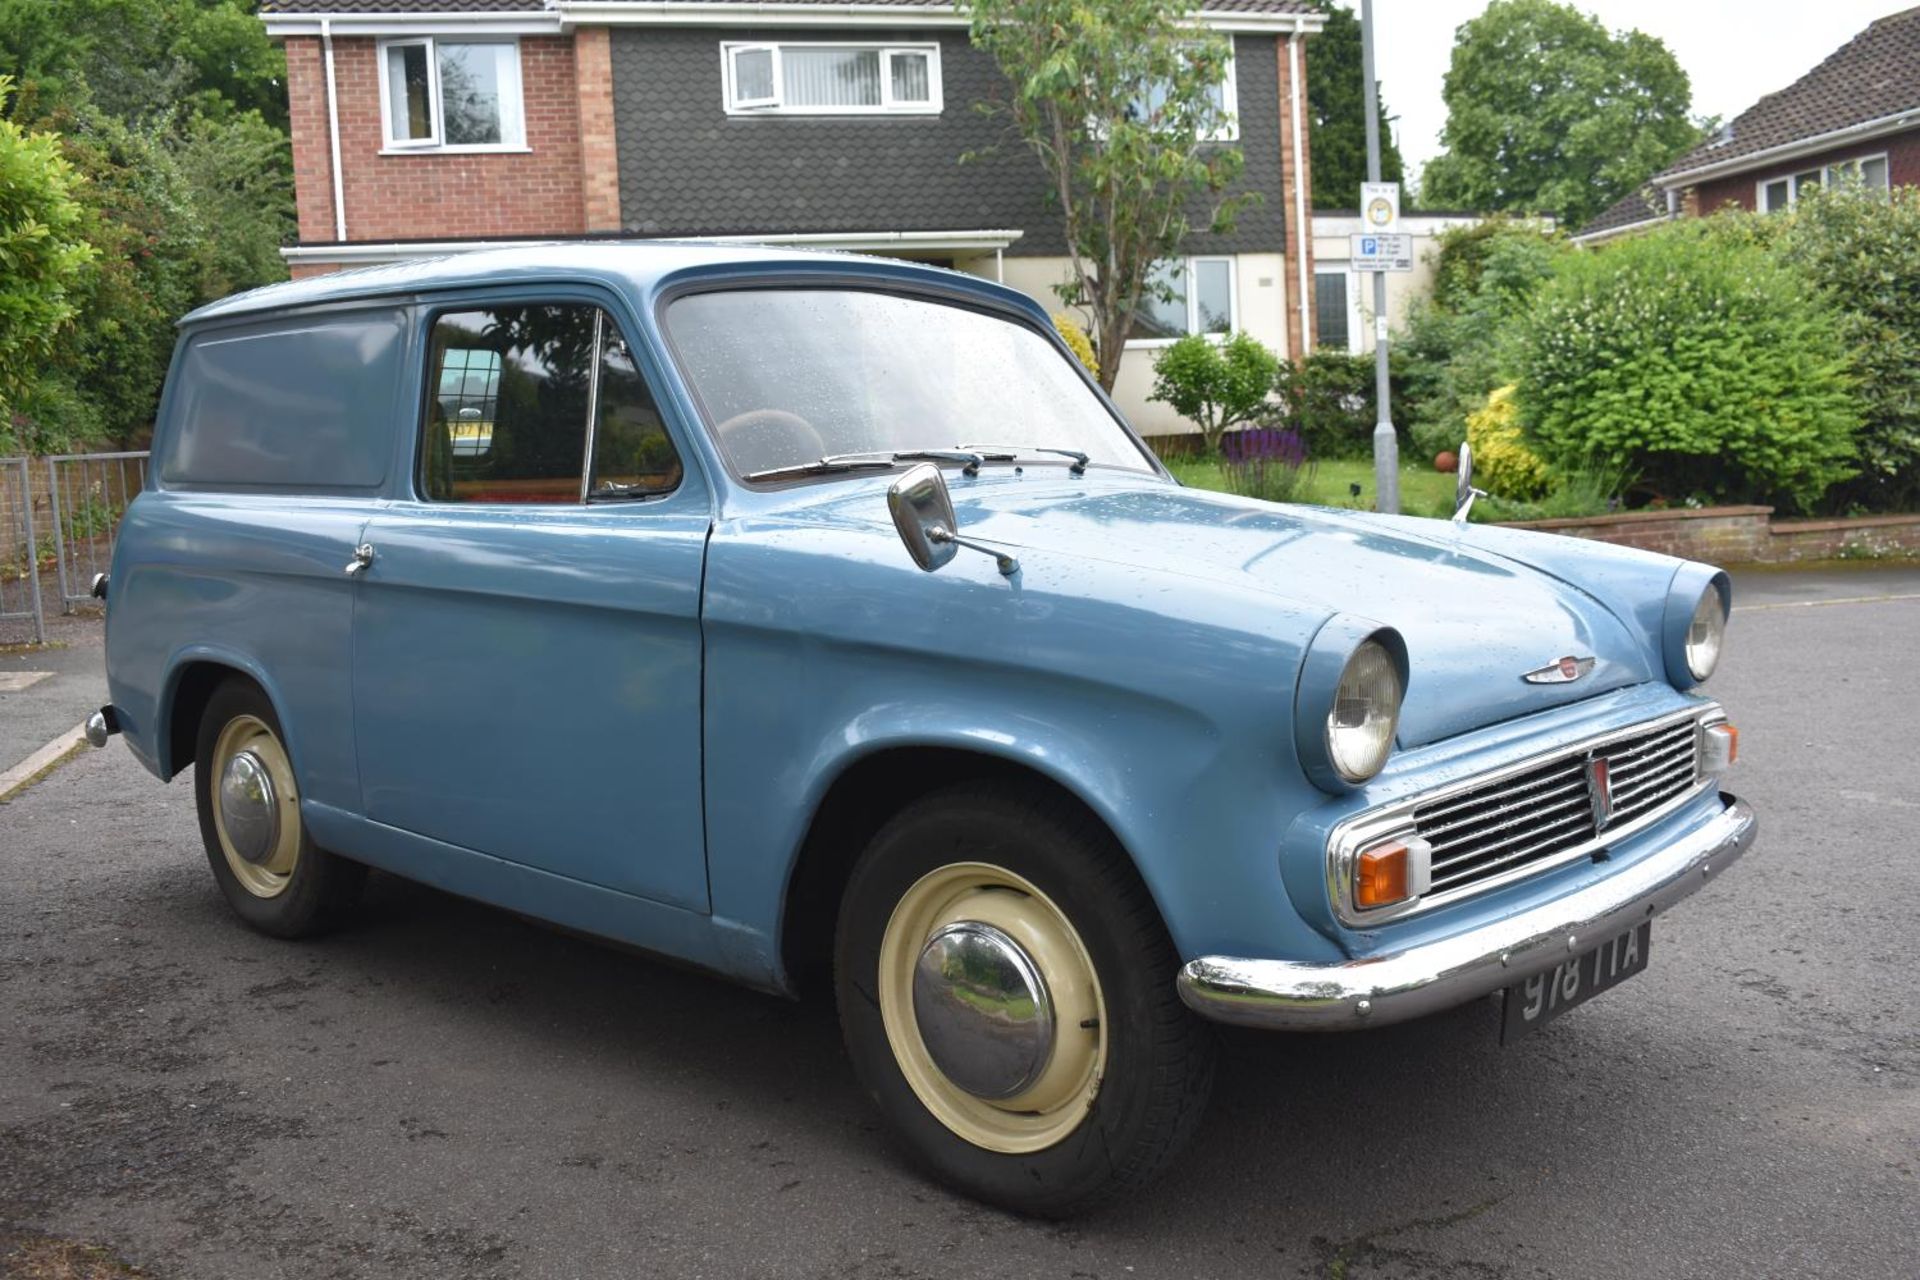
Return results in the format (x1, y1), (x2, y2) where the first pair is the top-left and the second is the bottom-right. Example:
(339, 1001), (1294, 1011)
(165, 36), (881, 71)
(0, 0), (286, 128)
(1304, 2), (1404, 210)
(1420, 0), (1697, 229)
(963, 0), (1251, 391)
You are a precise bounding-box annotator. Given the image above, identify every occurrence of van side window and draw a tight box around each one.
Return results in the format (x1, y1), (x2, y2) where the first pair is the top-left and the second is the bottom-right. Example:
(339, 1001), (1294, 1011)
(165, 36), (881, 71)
(420, 305), (680, 504)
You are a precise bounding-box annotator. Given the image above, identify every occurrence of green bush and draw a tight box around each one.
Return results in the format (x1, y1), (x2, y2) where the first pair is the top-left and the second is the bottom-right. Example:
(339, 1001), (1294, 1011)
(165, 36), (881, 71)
(1517, 222), (1858, 512)
(1148, 331), (1281, 452)
(0, 76), (95, 440)
(1398, 222), (1564, 462)
(1276, 348), (1424, 461)
(1778, 186), (1920, 510)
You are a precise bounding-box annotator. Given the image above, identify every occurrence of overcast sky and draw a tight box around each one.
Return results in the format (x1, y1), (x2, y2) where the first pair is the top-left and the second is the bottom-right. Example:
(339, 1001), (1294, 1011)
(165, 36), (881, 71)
(1349, 1), (1905, 184)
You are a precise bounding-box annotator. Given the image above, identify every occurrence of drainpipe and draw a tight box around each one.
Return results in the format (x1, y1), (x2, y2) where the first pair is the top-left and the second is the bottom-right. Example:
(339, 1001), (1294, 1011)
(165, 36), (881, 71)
(1286, 34), (1311, 355)
(322, 18), (347, 242)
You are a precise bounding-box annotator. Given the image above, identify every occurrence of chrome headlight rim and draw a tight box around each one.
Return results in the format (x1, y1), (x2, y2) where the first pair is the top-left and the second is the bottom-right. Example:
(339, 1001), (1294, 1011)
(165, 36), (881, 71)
(1684, 588), (1726, 682)
(1662, 566), (1731, 690)
(1295, 617), (1409, 795)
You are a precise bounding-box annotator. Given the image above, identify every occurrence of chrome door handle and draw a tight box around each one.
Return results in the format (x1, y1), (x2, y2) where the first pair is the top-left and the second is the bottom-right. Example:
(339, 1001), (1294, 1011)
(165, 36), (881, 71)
(344, 543), (375, 576)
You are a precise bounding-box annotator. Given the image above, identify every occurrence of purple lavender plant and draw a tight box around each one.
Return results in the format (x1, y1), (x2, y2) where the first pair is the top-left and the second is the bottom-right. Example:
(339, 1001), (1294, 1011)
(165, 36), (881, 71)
(1218, 427), (1314, 503)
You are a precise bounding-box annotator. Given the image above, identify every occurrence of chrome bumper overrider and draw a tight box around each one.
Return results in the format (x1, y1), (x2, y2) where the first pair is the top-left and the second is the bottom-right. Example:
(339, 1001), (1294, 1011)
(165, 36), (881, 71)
(1177, 793), (1756, 1031)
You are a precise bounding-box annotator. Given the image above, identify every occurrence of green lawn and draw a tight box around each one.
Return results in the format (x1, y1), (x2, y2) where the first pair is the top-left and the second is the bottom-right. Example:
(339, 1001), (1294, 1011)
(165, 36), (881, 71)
(1164, 455), (1460, 519)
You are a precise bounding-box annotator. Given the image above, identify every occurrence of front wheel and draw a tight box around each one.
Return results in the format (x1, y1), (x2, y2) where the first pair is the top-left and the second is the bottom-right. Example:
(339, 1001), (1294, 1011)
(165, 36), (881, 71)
(833, 782), (1215, 1215)
(193, 677), (365, 938)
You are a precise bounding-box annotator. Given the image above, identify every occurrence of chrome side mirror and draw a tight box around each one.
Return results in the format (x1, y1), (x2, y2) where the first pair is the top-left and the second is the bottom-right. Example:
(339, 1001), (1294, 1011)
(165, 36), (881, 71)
(887, 463), (1019, 577)
(888, 463), (960, 572)
(1452, 441), (1486, 524)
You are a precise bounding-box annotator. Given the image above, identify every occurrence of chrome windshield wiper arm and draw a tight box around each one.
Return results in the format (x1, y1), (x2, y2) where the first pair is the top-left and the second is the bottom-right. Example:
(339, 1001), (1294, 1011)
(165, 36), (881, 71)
(892, 448), (1014, 477)
(745, 454), (900, 482)
(958, 443), (1090, 475)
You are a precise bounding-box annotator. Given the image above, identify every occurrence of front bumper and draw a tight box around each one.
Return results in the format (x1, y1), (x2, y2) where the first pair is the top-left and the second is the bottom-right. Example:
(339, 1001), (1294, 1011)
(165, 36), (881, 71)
(1177, 792), (1756, 1031)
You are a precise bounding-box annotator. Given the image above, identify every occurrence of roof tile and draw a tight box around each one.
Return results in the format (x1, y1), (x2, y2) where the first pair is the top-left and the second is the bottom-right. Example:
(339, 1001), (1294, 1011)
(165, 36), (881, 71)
(1658, 6), (1920, 179)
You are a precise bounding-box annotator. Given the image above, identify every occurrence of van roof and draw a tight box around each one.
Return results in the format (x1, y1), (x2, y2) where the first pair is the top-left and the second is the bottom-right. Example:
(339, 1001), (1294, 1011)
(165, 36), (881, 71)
(181, 241), (986, 326)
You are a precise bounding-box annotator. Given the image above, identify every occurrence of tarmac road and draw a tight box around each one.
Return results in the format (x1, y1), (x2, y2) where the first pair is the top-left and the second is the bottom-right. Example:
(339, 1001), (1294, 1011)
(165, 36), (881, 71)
(1, 570), (1916, 1279)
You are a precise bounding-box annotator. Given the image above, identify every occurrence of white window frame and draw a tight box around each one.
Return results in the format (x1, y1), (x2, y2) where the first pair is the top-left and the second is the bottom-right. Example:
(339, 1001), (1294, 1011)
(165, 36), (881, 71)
(1109, 39), (1239, 143)
(1314, 266), (1361, 355)
(1208, 41), (1240, 143)
(1126, 256), (1239, 349)
(1756, 151), (1890, 211)
(719, 41), (944, 116)
(377, 36), (527, 155)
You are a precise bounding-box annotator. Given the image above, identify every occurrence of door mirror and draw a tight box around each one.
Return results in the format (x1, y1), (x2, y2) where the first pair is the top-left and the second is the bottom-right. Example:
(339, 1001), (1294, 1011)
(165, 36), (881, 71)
(888, 463), (960, 572)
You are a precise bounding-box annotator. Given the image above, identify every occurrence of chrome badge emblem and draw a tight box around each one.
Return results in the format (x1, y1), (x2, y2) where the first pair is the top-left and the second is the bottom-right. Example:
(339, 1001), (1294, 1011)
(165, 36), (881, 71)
(1586, 755), (1615, 831)
(1522, 654), (1596, 685)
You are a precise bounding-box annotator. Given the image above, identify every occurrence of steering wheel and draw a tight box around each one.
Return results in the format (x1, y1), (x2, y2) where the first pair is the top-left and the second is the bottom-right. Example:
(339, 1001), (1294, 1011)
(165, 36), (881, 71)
(713, 409), (827, 476)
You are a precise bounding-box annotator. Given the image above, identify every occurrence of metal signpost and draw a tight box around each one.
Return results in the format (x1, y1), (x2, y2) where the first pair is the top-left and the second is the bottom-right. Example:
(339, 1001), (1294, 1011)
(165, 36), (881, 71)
(1359, 0), (1399, 514)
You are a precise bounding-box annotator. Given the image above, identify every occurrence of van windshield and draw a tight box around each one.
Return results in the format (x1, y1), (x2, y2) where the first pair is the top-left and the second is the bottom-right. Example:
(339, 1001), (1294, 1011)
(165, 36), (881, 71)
(663, 288), (1158, 481)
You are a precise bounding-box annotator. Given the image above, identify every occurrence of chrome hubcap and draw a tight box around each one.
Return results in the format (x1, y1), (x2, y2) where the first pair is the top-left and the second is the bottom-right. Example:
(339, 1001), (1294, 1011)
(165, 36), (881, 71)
(219, 750), (280, 865)
(912, 921), (1056, 1100)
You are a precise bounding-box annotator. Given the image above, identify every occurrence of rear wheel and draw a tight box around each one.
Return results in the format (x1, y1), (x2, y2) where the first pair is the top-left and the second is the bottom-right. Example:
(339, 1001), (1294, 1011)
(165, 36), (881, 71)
(833, 781), (1215, 1215)
(193, 677), (364, 938)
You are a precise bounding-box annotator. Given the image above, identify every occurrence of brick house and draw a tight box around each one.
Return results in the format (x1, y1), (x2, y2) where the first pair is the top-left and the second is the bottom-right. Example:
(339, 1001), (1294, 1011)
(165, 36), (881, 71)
(261, 0), (1327, 433)
(1574, 6), (1920, 244)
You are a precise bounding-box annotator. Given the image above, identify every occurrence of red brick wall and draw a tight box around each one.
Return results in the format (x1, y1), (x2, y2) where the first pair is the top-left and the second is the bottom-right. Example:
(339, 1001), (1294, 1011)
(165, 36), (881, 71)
(285, 34), (592, 245)
(1275, 34), (1315, 360)
(1689, 127), (1920, 213)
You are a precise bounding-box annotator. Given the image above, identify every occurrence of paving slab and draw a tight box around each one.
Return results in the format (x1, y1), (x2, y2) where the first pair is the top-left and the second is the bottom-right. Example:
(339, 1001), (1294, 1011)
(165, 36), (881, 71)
(0, 612), (107, 779)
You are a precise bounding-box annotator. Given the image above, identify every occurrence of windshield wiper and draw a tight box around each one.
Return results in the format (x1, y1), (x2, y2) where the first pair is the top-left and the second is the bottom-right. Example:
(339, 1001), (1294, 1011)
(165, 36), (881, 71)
(747, 448), (1019, 483)
(958, 442), (1090, 475)
(745, 454), (902, 482)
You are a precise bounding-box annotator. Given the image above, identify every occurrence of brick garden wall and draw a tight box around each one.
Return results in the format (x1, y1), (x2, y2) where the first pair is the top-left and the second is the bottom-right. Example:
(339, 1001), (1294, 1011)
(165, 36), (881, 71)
(1500, 506), (1920, 564)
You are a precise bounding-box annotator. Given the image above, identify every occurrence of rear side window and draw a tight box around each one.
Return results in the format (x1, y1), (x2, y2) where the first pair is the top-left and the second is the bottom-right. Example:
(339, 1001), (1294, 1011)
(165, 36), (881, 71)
(419, 305), (682, 504)
(161, 311), (404, 490)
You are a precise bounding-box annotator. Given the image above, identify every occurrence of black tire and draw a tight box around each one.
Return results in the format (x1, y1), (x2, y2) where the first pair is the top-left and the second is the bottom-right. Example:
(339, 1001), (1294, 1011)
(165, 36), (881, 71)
(193, 676), (365, 939)
(833, 780), (1215, 1216)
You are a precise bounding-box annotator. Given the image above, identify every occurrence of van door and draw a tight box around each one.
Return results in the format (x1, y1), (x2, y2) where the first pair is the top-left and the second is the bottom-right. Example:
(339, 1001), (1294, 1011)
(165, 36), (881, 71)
(350, 301), (711, 911)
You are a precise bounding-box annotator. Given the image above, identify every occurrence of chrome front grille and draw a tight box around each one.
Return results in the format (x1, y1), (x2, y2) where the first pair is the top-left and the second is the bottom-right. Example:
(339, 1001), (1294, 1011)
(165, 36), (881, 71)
(1413, 717), (1701, 896)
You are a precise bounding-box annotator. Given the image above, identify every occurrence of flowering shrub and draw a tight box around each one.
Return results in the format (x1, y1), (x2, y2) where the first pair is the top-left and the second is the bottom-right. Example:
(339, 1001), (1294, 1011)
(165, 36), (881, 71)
(1052, 314), (1100, 381)
(1517, 223), (1858, 512)
(1218, 426), (1313, 503)
(1465, 385), (1552, 500)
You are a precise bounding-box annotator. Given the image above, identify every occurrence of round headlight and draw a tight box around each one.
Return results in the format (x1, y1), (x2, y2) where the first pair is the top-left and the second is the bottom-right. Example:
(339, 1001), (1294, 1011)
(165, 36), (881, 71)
(1327, 640), (1404, 783)
(1684, 587), (1726, 682)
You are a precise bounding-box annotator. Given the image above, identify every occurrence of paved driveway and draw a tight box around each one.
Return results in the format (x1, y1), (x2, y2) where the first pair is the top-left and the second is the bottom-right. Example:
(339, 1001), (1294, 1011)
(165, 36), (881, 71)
(1, 570), (1916, 1279)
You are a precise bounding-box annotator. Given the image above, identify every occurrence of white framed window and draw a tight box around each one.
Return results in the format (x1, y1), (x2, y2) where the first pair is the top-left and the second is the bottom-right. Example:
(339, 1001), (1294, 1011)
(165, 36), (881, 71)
(1758, 152), (1890, 211)
(720, 41), (942, 115)
(378, 37), (526, 153)
(1314, 268), (1359, 354)
(1129, 257), (1237, 345)
(1125, 39), (1238, 142)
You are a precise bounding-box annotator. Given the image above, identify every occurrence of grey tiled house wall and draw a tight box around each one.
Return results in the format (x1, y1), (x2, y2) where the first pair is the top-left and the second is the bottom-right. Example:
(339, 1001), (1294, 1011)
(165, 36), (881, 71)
(608, 28), (1287, 257)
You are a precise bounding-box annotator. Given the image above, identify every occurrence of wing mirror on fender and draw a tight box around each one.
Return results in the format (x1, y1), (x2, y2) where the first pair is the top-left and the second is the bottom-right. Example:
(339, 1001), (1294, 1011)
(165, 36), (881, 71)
(1453, 441), (1487, 524)
(887, 463), (1019, 577)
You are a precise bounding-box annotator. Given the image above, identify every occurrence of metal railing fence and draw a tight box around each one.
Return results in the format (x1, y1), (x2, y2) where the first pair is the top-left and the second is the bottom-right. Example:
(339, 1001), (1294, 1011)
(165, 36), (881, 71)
(1, 456), (47, 644)
(46, 451), (149, 613)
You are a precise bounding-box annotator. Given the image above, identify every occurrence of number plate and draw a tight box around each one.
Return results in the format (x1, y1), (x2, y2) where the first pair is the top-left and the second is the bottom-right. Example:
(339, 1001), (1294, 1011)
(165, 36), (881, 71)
(1500, 922), (1651, 1044)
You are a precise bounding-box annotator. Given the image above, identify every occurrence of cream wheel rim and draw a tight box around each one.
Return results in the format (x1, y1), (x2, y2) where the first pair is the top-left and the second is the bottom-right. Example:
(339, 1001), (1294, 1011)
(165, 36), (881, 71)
(878, 861), (1108, 1154)
(210, 715), (302, 899)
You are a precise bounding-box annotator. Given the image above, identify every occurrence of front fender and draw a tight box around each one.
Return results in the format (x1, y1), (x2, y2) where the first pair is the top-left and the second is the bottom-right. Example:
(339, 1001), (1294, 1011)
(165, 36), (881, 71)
(698, 516), (1350, 990)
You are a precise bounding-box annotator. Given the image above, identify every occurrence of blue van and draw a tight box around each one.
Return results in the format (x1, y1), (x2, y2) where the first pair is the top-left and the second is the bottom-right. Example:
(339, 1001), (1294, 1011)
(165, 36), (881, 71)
(93, 244), (1754, 1214)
